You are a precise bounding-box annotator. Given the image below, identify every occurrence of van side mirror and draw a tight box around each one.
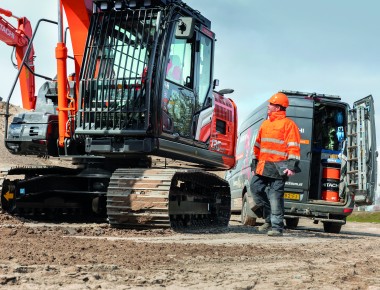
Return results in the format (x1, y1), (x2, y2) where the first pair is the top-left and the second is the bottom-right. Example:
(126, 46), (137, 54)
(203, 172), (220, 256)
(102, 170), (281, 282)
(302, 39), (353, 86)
(175, 17), (195, 39)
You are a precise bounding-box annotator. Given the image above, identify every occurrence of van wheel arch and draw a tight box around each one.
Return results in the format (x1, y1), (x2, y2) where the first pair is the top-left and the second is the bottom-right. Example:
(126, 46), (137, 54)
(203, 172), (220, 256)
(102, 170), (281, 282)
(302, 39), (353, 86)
(241, 192), (256, 226)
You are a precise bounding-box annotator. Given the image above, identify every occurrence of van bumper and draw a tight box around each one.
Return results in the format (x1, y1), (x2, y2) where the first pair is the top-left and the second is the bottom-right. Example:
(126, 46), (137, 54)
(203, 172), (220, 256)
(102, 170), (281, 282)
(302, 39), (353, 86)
(284, 200), (354, 221)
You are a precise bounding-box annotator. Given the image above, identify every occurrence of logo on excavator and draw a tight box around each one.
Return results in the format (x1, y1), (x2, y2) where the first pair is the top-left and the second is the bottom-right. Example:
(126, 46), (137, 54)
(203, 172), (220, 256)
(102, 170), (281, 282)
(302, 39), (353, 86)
(210, 139), (222, 151)
(0, 23), (15, 39)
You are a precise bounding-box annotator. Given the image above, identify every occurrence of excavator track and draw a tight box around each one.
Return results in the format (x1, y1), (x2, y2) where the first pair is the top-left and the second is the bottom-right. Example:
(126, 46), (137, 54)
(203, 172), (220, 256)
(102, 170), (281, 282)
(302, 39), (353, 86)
(0, 165), (102, 218)
(0, 167), (10, 211)
(107, 168), (231, 229)
(0, 166), (231, 230)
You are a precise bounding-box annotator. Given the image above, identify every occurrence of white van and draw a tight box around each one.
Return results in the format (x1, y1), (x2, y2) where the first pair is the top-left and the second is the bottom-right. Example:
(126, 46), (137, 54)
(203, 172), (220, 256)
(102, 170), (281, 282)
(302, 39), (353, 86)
(225, 91), (377, 233)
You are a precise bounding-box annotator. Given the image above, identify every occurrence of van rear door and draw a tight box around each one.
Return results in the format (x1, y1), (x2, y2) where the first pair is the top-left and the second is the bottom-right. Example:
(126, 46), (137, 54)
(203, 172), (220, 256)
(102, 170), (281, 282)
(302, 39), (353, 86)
(285, 97), (315, 201)
(347, 95), (377, 206)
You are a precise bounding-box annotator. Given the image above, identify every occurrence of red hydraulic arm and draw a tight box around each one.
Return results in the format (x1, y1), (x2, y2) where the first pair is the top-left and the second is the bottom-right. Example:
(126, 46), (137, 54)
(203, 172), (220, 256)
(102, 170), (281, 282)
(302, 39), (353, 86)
(61, 0), (92, 81)
(0, 8), (36, 110)
(55, 0), (91, 146)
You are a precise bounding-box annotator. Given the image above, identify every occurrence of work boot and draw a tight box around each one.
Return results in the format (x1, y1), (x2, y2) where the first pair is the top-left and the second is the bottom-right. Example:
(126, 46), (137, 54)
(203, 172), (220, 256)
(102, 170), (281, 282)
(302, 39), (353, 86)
(267, 230), (283, 237)
(257, 222), (271, 232)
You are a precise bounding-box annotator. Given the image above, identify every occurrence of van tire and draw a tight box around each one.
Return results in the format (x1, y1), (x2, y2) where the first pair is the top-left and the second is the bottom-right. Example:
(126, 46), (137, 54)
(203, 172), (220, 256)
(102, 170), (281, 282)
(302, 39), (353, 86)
(323, 222), (342, 233)
(241, 193), (256, 226)
(285, 217), (299, 229)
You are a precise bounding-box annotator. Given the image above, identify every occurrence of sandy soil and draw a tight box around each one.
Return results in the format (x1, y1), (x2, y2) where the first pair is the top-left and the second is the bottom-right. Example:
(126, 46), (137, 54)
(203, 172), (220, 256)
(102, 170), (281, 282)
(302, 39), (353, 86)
(0, 103), (379, 289)
(0, 214), (379, 290)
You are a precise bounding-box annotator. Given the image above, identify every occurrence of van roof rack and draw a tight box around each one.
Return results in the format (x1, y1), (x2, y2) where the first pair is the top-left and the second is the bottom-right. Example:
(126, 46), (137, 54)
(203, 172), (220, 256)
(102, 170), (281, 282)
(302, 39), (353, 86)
(281, 90), (341, 101)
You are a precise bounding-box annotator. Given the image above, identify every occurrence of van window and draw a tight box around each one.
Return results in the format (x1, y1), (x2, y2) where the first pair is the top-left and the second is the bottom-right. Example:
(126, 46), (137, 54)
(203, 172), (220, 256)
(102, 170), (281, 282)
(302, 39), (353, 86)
(235, 126), (259, 168)
(236, 131), (248, 162)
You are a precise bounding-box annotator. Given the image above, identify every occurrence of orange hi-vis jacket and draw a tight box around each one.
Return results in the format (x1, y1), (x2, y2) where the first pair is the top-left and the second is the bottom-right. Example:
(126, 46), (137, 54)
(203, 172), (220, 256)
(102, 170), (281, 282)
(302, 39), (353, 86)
(253, 111), (301, 178)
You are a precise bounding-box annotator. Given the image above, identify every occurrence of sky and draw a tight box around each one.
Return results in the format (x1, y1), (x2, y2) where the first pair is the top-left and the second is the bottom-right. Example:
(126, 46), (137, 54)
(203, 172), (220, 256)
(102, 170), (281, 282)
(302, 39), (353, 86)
(0, 1), (380, 151)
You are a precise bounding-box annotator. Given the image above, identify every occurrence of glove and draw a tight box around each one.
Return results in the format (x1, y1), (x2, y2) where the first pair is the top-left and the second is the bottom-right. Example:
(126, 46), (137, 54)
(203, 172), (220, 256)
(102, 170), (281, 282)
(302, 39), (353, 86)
(251, 159), (258, 172)
(287, 159), (301, 173)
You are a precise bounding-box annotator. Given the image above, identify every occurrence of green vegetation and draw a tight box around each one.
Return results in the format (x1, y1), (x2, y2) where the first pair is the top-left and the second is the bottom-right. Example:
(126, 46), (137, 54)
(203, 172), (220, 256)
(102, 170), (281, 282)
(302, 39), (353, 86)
(347, 211), (380, 223)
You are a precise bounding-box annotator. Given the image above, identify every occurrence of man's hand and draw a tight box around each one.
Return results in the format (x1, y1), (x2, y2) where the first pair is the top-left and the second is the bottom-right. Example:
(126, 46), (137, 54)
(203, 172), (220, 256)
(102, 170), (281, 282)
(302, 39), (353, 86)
(283, 168), (295, 176)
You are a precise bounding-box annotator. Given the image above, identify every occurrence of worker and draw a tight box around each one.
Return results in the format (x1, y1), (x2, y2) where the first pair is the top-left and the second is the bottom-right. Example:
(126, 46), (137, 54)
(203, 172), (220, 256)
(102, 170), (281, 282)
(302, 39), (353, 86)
(250, 92), (301, 236)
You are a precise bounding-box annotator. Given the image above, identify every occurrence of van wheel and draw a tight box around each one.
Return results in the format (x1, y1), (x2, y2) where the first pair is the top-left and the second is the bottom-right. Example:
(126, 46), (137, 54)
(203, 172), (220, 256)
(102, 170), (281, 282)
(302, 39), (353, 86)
(323, 222), (342, 233)
(241, 193), (256, 226)
(285, 217), (299, 229)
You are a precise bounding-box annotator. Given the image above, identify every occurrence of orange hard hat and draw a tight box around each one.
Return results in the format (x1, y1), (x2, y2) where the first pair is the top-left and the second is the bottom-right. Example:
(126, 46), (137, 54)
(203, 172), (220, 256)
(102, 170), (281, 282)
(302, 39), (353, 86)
(269, 92), (289, 108)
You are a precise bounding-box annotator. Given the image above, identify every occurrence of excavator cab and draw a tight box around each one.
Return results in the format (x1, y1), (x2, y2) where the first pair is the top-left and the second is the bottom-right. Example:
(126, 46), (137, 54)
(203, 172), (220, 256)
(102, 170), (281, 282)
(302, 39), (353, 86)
(75, 0), (236, 168)
(5, 0), (236, 169)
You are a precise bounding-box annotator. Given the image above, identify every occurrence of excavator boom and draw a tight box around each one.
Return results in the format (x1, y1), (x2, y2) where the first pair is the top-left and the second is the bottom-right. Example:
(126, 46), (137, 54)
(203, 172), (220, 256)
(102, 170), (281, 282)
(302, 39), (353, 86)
(0, 8), (36, 110)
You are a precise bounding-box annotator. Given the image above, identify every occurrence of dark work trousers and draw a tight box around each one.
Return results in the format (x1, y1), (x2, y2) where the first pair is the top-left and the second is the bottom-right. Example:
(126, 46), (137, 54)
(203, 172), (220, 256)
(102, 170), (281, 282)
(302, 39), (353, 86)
(250, 174), (285, 232)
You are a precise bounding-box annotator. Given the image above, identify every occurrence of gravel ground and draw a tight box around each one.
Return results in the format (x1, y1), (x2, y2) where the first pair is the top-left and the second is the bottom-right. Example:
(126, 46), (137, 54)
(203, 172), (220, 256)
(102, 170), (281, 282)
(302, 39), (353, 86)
(0, 213), (379, 290)
(0, 103), (379, 289)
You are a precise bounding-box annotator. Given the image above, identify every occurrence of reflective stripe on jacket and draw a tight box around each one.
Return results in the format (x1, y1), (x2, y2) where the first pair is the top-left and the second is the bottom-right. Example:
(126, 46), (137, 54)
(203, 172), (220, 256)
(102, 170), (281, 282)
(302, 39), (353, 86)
(253, 111), (301, 178)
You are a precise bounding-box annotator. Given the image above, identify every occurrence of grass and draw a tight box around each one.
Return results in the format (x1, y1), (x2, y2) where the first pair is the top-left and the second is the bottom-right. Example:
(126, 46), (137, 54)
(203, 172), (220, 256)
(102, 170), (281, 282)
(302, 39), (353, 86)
(347, 211), (380, 223)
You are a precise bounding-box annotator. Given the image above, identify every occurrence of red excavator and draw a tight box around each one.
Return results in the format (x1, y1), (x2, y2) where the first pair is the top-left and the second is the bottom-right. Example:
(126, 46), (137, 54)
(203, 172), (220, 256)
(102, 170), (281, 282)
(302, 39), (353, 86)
(1, 0), (238, 229)
(0, 7), (36, 110)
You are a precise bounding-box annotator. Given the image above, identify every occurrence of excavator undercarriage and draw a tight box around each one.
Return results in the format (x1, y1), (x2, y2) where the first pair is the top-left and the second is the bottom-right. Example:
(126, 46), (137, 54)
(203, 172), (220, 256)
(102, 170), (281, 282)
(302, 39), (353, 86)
(0, 163), (231, 229)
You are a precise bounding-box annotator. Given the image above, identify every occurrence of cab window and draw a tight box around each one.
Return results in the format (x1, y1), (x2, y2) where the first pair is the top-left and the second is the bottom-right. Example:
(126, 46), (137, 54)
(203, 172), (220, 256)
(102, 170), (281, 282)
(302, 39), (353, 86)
(166, 38), (193, 88)
(197, 34), (212, 109)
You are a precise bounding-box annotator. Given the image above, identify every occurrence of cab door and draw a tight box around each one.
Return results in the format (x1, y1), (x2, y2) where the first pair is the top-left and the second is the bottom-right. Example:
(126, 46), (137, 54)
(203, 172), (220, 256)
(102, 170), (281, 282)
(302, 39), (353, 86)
(162, 32), (196, 138)
(192, 29), (214, 143)
(161, 22), (215, 143)
(347, 95), (377, 206)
